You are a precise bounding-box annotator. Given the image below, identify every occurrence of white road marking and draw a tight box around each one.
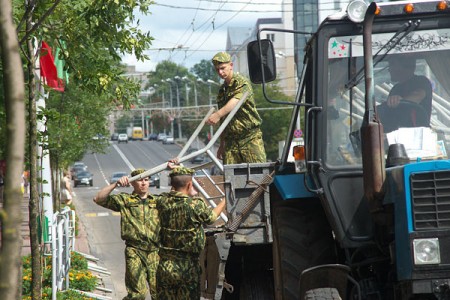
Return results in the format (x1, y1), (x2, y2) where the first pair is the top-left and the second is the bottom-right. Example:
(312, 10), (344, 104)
(85, 212), (121, 217)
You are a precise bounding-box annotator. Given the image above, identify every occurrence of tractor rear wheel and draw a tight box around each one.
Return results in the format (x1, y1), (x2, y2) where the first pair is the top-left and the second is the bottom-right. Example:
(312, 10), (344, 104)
(272, 200), (336, 300)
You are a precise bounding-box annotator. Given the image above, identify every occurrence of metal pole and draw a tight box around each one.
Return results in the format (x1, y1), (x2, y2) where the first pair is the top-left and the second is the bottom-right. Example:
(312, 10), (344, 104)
(194, 83), (199, 148)
(175, 82), (182, 139)
(165, 80), (175, 137)
(208, 84), (214, 142)
(141, 109), (145, 135)
(185, 82), (189, 106)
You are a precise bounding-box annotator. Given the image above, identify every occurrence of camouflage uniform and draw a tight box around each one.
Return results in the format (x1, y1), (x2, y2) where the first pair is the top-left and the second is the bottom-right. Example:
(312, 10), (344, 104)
(212, 52), (267, 164)
(156, 167), (218, 300)
(97, 169), (159, 300)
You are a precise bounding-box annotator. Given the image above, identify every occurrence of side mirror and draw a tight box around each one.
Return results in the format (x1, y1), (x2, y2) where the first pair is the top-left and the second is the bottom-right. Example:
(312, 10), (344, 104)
(247, 39), (277, 84)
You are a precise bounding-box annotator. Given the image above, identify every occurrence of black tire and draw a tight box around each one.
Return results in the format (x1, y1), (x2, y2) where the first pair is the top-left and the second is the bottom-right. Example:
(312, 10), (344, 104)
(90, 180), (93, 187)
(272, 200), (336, 300)
(304, 288), (341, 300)
(239, 268), (274, 300)
(74, 182), (78, 188)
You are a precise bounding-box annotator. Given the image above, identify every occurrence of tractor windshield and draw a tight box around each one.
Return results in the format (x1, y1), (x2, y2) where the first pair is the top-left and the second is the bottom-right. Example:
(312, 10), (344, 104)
(326, 28), (450, 166)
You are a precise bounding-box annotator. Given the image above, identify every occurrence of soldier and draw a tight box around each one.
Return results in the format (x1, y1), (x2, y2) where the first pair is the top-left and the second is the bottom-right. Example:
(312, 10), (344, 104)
(206, 51), (266, 164)
(93, 169), (159, 300)
(156, 165), (226, 299)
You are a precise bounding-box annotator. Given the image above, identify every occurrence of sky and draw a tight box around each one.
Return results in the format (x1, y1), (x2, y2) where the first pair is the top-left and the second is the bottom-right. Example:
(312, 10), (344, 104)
(122, 0), (284, 72)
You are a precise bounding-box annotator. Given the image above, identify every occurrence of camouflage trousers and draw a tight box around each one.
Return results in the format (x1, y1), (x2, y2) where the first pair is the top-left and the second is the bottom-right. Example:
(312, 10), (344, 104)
(224, 129), (266, 164)
(156, 254), (201, 300)
(123, 246), (159, 300)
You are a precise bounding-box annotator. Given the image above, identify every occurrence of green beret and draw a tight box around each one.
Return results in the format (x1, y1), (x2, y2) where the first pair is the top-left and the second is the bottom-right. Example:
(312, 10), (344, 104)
(212, 52), (231, 65)
(169, 166), (195, 177)
(131, 168), (146, 177)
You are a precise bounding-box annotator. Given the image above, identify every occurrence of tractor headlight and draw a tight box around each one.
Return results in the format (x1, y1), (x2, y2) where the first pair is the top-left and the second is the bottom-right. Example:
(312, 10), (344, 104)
(347, 0), (369, 23)
(413, 238), (441, 265)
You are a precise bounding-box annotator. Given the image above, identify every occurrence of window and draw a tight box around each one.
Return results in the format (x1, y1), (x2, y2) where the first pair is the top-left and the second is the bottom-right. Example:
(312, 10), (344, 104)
(266, 33), (275, 42)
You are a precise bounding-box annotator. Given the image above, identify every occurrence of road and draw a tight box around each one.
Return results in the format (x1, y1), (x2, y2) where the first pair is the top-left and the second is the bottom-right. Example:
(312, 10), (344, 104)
(73, 139), (188, 299)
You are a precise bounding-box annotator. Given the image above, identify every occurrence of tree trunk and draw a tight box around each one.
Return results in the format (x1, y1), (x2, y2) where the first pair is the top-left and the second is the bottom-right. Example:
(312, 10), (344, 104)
(26, 26), (43, 299)
(0, 0), (27, 299)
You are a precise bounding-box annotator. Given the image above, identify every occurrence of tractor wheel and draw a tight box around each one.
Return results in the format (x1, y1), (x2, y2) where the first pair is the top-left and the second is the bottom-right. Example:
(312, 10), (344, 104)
(304, 288), (341, 300)
(272, 200), (336, 300)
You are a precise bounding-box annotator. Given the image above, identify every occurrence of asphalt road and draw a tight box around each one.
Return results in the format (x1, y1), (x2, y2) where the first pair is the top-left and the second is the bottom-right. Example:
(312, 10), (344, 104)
(73, 139), (186, 299)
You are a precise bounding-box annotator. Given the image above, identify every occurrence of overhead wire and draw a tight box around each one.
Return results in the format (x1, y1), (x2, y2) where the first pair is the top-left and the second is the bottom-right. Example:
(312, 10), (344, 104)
(146, 0), (290, 67)
(163, 0), (225, 63)
(183, 0), (254, 63)
(176, 0), (228, 63)
(168, 0), (205, 62)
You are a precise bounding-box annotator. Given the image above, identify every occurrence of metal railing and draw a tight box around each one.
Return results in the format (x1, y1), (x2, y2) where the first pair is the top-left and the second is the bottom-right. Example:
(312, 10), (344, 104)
(50, 206), (75, 299)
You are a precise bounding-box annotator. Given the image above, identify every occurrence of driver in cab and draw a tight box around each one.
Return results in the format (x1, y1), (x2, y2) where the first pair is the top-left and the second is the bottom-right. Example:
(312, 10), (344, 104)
(378, 55), (432, 133)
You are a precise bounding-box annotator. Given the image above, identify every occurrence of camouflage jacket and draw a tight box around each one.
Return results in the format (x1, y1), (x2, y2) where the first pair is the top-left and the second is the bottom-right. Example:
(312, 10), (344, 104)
(156, 191), (217, 256)
(216, 72), (262, 139)
(99, 192), (159, 251)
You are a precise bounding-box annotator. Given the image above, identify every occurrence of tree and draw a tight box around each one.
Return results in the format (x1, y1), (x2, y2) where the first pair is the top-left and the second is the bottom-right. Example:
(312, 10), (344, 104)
(253, 82), (293, 161)
(190, 59), (220, 82)
(0, 0), (26, 298)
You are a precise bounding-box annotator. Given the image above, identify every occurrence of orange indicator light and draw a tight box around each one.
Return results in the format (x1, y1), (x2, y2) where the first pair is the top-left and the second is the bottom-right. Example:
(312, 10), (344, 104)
(437, 1), (448, 10)
(404, 3), (414, 13)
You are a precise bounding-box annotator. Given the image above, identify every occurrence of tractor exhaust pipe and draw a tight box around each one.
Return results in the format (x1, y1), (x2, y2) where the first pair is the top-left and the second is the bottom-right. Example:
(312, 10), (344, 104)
(361, 2), (387, 223)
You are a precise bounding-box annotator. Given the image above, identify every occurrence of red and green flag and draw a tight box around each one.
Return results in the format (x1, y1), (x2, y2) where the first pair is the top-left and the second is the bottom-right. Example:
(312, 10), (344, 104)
(40, 41), (68, 92)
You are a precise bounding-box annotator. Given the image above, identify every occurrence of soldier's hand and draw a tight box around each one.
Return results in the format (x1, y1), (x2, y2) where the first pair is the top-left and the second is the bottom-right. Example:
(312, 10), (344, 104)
(117, 176), (130, 187)
(167, 158), (179, 169)
(206, 112), (221, 125)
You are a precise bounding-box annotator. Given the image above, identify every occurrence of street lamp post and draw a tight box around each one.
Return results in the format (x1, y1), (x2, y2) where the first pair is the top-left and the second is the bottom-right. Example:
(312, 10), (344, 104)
(168, 77), (182, 140)
(183, 76), (198, 108)
(183, 76), (200, 148)
(197, 78), (220, 146)
(161, 79), (174, 136)
(153, 84), (165, 108)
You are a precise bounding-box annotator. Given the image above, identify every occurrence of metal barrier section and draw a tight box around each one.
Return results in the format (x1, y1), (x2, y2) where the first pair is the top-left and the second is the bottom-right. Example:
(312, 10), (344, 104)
(51, 206), (75, 299)
(49, 207), (112, 300)
(126, 91), (250, 183)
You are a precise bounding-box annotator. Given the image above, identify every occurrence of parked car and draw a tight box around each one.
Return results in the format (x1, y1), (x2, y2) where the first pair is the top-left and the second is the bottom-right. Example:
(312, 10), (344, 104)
(74, 171), (93, 187)
(157, 133), (167, 142)
(70, 162), (87, 178)
(118, 133), (128, 143)
(190, 154), (209, 164)
(187, 147), (198, 154)
(92, 134), (105, 140)
(162, 136), (175, 144)
(148, 133), (158, 141)
(110, 171), (128, 184)
(150, 173), (160, 188)
(111, 133), (119, 141)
